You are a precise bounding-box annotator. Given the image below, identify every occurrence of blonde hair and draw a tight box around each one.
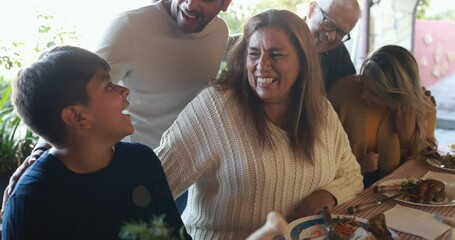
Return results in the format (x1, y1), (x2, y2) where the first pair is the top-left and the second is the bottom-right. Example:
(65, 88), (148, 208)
(360, 45), (437, 155)
(212, 9), (326, 159)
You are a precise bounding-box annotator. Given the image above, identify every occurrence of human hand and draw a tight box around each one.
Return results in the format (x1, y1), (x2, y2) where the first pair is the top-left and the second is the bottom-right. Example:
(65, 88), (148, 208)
(360, 152), (379, 174)
(246, 212), (288, 240)
(2, 144), (48, 216)
(291, 190), (336, 221)
(395, 104), (416, 148)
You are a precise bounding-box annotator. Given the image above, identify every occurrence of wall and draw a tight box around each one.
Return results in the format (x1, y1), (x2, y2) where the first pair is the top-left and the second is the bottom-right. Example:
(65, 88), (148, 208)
(357, 1), (455, 130)
(369, 0), (417, 50)
(413, 20), (455, 86)
(353, 0), (419, 69)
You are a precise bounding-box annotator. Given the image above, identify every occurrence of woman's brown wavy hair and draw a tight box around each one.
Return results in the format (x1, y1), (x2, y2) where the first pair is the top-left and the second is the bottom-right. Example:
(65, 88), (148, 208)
(212, 9), (326, 160)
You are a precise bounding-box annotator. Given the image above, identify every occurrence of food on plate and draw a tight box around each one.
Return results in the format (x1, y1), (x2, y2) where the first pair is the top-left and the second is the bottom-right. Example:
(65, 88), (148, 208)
(332, 216), (361, 239)
(331, 214), (393, 240)
(449, 143), (455, 152)
(379, 178), (449, 205)
(441, 153), (455, 169)
(399, 178), (420, 189)
(365, 213), (393, 240)
(423, 151), (455, 169)
(404, 179), (446, 204)
(396, 178), (447, 204)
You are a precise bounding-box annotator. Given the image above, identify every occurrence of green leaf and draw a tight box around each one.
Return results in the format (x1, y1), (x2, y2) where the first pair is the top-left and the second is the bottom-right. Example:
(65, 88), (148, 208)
(119, 214), (185, 240)
(0, 80), (37, 174)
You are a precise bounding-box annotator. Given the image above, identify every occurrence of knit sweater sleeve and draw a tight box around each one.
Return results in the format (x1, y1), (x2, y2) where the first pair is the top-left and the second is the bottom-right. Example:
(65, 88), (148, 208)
(318, 100), (364, 205)
(154, 88), (222, 198)
(96, 13), (134, 84)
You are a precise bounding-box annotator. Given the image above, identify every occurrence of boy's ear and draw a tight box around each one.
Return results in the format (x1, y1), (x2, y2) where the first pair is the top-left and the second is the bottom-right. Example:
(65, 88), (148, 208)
(61, 105), (92, 129)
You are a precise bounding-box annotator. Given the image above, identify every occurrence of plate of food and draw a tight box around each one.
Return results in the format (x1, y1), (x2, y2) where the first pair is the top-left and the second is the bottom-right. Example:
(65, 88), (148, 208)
(378, 178), (455, 207)
(424, 151), (455, 173)
(426, 157), (455, 173)
(448, 143), (455, 153)
(285, 214), (400, 240)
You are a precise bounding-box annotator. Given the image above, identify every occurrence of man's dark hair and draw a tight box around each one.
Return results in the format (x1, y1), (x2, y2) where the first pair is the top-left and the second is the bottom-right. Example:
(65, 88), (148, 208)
(12, 46), (110, 147)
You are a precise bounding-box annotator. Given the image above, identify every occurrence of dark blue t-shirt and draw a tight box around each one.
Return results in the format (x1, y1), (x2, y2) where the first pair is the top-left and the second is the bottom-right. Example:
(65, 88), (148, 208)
(321, 43), (356, 91)
(2, 142), (190, 240)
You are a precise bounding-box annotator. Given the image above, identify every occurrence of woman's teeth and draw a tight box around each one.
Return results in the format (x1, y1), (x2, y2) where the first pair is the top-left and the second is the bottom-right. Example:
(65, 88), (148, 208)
(257, 77), (275, 84)
(122, 109), (129, 115)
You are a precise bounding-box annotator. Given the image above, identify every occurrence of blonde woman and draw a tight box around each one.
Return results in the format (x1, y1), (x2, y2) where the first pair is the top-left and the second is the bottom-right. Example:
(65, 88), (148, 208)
(329, 45), (437, 187)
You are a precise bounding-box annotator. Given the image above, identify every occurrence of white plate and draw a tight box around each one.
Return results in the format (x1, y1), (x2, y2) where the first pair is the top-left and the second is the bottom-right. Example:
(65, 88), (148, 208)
(448, 143), (455, 153)
(285, 215), (400, 240)
(379, 178), (455, 207)
(426, 158), (455, 173)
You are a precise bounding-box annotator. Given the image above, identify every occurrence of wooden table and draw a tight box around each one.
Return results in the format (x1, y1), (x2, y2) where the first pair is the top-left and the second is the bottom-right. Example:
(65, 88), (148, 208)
(333, 158), (454, 240)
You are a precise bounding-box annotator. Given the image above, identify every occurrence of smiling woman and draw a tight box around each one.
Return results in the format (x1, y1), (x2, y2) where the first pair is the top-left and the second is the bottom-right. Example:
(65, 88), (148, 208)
(246, 27), (301, 115)
(153, 9), (363, 239)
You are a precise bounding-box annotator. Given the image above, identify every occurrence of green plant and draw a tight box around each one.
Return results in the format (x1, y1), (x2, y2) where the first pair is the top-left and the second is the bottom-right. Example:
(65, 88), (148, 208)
(0, 77), (37, 174)
(416, 0), (455, 20)
(0, 41), (25, 70)
(119, 215), (186, 240)
(34, 14), (79, 54)
(0, 38), (37, 175)
(0, 12), (79, 174)
(416, 0), (430, 19)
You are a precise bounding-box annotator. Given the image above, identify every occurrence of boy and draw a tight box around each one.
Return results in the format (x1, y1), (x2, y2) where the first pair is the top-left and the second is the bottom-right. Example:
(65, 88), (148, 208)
(2, 46), (190, 240)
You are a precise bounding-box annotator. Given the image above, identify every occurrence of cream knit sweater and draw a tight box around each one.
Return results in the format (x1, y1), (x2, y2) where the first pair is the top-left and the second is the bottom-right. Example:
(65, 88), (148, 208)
(155, 87), (363, 239)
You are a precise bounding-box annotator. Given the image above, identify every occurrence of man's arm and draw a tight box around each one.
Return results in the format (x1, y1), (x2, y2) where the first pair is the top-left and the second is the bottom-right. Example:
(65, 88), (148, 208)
(1, 137), (50, 214)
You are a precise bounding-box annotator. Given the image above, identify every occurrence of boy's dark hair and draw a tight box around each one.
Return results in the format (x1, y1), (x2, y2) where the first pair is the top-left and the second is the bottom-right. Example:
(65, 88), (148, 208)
(12, 46), (110, 147)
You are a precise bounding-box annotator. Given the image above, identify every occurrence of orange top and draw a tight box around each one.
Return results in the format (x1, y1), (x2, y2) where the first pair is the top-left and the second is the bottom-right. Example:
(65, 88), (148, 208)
(366, 107), (388, 152)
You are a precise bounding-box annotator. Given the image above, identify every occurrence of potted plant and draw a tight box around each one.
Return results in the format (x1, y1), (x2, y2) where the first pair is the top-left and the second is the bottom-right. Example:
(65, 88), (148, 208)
(0, 13), (78, 203)
(0, 77), (37, 201)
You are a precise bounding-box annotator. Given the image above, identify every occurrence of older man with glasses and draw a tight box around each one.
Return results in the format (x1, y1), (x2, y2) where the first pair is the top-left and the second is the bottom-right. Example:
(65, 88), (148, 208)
(305, 0), (361, 91)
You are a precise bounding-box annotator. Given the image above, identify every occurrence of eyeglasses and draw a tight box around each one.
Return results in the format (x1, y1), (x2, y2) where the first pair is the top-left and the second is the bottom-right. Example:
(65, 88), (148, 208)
(317, 5), (351, 42)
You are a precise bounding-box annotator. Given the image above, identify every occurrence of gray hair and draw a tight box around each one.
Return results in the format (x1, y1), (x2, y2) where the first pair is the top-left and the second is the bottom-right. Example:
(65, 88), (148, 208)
(317, 0), (360, 18)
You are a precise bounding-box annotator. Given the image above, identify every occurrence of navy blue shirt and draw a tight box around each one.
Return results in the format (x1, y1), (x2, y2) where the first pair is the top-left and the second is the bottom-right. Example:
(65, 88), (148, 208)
(321, 43), (356, 91)
(2, 142), (190, 240)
